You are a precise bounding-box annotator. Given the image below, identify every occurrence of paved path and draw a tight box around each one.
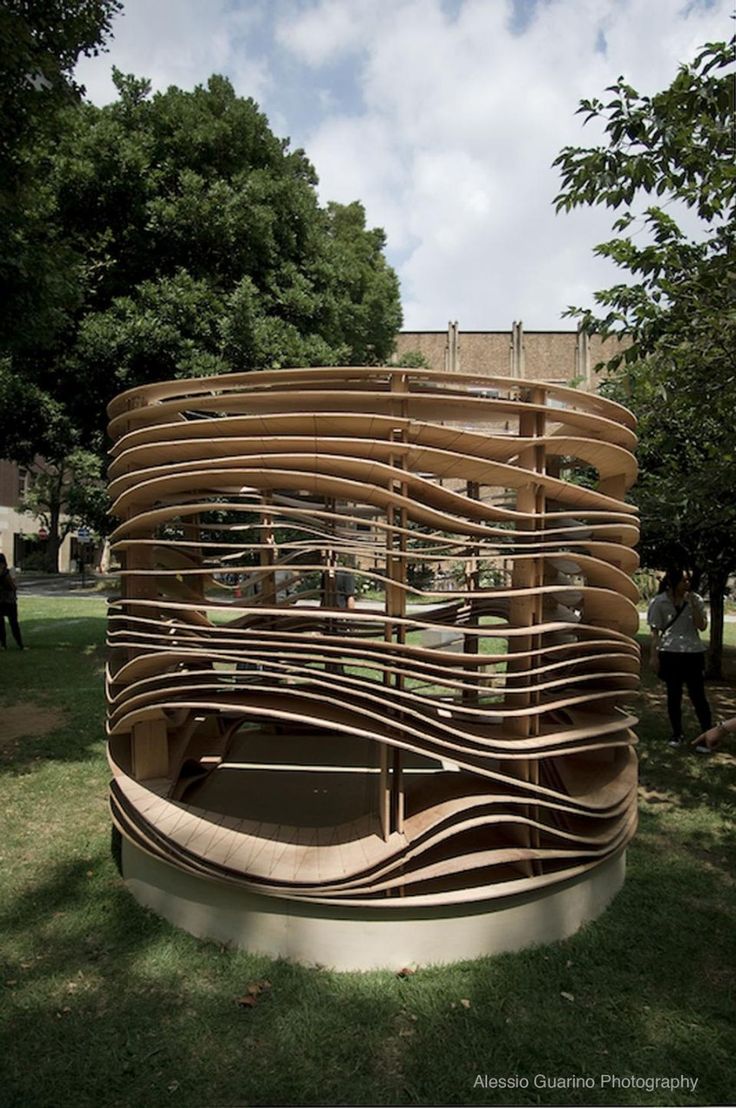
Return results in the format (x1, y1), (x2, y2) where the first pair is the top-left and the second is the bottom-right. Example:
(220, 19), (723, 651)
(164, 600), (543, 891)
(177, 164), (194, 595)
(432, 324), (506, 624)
(16, 573), (118, 598)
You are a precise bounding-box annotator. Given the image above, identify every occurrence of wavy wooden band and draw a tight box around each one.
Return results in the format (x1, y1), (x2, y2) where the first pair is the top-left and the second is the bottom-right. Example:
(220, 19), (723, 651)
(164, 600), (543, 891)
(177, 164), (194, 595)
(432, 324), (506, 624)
(107, 367), (639, 918)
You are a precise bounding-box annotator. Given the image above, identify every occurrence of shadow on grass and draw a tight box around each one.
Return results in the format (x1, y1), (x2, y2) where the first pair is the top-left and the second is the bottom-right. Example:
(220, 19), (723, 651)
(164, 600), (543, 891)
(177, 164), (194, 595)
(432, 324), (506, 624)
(398, 818), (736, 1107)
(0, 846), (404, 1108)
(632, 633), (736, 818)
(2, 619), (735, 1106)
(0, 719), (106, 778)
(0, 616), (107, 777)
(2, 807), (735, 1108)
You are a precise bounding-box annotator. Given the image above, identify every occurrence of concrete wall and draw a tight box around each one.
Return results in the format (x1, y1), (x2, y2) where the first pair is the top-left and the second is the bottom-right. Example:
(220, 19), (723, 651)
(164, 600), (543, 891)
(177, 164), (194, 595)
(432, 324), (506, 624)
(394, 324), (629, 389)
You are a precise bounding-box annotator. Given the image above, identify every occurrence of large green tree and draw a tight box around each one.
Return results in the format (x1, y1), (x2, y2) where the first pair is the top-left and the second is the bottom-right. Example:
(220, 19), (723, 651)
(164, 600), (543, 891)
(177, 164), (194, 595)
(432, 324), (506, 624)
(554, 35), (735, 675)
(0, 0), (121, 352)
(0, 1), (120, 569)
(1, 68), (403, 567)
(49, 71), (401, 450)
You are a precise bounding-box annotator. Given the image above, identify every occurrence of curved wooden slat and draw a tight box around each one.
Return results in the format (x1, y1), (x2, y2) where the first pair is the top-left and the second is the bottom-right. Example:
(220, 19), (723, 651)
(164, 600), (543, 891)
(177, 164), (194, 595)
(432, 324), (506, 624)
(107, 366), (639, 910)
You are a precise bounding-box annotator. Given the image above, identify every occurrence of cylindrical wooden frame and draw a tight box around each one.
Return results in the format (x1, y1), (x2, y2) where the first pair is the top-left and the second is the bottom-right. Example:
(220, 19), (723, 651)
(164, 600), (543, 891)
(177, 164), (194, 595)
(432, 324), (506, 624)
(106, 367), (639, 966)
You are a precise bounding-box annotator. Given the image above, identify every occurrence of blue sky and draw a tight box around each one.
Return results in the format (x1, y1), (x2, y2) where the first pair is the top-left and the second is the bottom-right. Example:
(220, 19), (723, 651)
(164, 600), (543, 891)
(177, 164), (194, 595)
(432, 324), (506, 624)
(76, 0), (732, 330)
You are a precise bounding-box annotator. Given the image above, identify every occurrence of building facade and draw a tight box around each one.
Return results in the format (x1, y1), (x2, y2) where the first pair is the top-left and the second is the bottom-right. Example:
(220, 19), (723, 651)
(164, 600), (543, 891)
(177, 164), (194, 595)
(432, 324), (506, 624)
(393, 321), (627, 387)
(0, 459), (74, 571)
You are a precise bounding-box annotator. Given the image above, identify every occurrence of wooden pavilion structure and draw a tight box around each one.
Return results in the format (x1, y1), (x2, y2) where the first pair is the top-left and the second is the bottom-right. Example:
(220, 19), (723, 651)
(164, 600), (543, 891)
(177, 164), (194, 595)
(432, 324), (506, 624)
(106, 367), (639, 967)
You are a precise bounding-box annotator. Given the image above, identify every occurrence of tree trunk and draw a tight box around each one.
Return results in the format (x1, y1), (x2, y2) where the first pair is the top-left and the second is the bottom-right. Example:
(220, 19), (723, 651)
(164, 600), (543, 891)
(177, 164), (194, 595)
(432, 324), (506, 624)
(706, 567), (728, 680)
(97, 538), (111, 574)
(46, 469), (64, 574)
(47, 503), (61, 573)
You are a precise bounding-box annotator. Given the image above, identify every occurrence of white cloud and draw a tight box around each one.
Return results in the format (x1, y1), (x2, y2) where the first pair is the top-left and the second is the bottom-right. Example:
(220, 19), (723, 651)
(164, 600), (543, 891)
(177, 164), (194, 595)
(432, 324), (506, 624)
(283, 0), (733, 327)
(303, 113), (412, 249)
(274, 0), (382, 64)
(75, 0), (733, 330)
(75, 0), (272, 105)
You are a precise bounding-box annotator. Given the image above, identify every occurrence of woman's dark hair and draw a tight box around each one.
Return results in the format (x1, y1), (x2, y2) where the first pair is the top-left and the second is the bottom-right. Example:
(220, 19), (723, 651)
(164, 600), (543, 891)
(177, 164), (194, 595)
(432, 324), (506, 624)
(0, 553), (7, 570)
(659, 566), (685, 593)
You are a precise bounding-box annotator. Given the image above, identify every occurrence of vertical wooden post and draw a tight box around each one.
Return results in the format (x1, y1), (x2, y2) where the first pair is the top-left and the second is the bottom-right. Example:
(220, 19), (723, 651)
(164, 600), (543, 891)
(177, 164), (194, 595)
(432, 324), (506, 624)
(598, 474), (626, 500)
(260, 492), (276, 606)
(379, 373), (409, 842)
(507, 385), (546, 874)
(124, 530), (156, 666)
(132, 718), (169, 780)
(463, 480), (480, 705)
(124, 529), (170, 781)
(380, 459), (394, 841)
(392, 374), (408, 838)
(182, 513), (205, 602)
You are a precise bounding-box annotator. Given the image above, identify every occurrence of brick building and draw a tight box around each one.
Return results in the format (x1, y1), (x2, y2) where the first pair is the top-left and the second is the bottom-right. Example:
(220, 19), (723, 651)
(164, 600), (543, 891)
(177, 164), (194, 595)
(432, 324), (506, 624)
(393, 321), (627, 387)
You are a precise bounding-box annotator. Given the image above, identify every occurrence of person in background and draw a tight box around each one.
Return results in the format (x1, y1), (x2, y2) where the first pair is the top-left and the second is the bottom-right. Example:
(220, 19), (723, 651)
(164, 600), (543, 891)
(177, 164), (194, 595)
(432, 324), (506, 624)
(0, 553), (24, 650)
(322, 563), (356, 674)
(648, 566), (710, 746)
(335, 567), (356, 611)
(692, 717), (733, 755)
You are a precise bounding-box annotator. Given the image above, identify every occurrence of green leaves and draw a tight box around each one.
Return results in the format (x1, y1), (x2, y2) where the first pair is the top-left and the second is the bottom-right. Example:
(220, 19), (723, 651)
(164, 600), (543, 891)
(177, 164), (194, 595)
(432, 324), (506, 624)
(0, 31), (403, 568)
(55, 79), (401, 388)
(2, 62), (403, 457)
(555, 38), (734, 222)
(556, 34), (736, 675)
(0, 358), (76, 465)
(0, 1), (121, 353)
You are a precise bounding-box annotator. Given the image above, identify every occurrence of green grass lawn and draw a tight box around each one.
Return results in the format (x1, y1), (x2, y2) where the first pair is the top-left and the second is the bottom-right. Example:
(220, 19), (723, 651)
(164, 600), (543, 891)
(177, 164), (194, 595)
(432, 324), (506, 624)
(1, 598), (735, 1107)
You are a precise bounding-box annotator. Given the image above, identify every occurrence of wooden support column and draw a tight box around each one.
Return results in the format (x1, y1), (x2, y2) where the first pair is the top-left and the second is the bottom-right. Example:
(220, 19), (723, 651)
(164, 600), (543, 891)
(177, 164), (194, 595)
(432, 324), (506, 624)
(380, 441), (394, 841)
(379, 374), (409, 842)
(463, 480), (480, 705)
(392, 426), (408, 838)
(380, 473), (394, 840)
(124, 531), (157, 666)
(181, 513), (205, 603)
(598, 474), (626, 500)
(507, 386), (546, 875)
(121, 502), (170, 781)
(259, 492), (276, 606)
(322, 497), (338, 664)
(132, 718), (169, 781)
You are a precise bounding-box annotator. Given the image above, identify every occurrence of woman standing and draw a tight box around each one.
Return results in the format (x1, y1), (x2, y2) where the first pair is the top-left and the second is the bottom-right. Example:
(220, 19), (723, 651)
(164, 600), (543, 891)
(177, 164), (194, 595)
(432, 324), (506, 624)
(0, 553), (24, 650)
(648, 567), (710, 746)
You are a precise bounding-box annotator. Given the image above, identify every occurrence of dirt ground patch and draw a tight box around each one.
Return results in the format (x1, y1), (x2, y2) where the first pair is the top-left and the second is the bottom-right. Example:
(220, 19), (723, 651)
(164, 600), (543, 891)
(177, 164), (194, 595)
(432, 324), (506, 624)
(1, 704), (66, 746)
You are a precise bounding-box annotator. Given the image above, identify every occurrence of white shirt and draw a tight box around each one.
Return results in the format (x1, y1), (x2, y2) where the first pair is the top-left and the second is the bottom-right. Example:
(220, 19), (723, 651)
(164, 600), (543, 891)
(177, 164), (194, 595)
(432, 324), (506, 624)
(647, 592), (707, 653)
